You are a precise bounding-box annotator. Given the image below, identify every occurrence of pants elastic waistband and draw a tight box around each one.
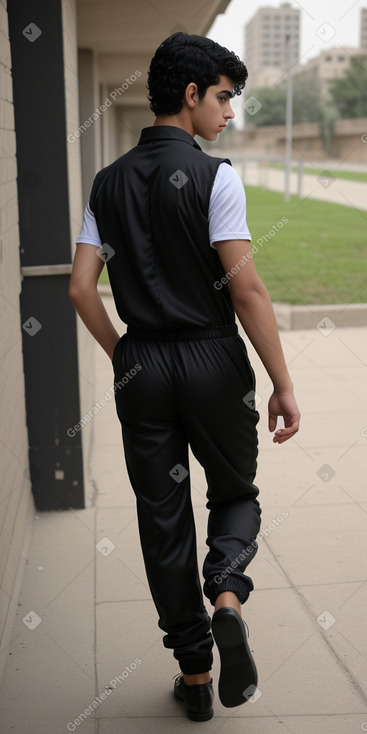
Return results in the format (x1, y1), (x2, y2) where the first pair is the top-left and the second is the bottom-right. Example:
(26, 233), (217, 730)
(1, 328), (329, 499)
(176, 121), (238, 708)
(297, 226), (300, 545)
(126, 324), (238, 342)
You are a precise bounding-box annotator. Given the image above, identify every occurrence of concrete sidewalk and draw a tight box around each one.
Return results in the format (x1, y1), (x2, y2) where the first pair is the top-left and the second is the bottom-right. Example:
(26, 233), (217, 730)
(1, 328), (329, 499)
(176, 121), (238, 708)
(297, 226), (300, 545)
(237, 161), (367, 211)
(1, 297), (367, 734)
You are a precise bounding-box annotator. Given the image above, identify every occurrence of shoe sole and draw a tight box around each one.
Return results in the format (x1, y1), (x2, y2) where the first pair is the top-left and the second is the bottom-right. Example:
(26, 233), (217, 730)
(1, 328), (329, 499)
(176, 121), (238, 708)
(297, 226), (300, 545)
(188, 708), (214, 722)
(212, 607), (258, 708)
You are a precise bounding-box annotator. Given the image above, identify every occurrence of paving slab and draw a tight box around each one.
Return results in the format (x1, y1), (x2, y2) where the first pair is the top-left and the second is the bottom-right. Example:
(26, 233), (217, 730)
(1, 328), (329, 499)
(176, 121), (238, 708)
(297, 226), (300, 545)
(97, 714), (367, 734)
(237, 589), (364, 718)
(92, 443), (133, 509)
(95, 508), (149, 603)
(212, 714), (367, 734)
(255, 447), (366, 507)
(298, 581), (367, 693)
(265, 502), (367, 587)
(0, 511), (97, 734)
(95, 600), (174, 719)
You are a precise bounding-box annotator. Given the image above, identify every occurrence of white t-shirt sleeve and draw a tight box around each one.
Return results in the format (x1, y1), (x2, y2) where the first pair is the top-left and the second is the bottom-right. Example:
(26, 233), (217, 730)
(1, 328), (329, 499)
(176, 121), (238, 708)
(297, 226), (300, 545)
(76, 203), (102, 247)
(209, 162), (251, 248)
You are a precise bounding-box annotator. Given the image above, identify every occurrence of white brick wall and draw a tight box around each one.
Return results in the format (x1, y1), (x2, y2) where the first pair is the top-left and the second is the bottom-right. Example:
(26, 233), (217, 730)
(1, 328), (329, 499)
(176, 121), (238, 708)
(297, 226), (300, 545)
(0, 0), (35, 677)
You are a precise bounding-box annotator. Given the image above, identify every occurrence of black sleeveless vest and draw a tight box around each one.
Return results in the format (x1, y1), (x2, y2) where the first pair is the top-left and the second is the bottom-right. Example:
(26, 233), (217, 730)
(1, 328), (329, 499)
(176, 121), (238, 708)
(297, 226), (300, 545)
(89, 125), (235, 329)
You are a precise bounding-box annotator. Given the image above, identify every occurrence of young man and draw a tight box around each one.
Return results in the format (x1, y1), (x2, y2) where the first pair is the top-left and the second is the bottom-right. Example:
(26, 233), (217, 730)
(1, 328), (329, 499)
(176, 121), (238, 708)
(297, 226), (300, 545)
(69, 33), (300, 722)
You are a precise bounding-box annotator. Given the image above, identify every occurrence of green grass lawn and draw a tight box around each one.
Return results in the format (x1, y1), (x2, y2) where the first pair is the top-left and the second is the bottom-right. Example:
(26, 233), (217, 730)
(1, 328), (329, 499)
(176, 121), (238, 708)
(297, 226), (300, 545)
(270, 163), (367, 183)
(99, 186), (367, 305)
(99, 266), (110, 285)
(245, 186), (367, 304)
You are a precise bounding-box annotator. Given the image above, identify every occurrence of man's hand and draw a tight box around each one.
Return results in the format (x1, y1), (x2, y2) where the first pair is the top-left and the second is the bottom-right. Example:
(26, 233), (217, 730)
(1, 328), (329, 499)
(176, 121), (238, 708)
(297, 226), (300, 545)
(268, 390), (300, 444)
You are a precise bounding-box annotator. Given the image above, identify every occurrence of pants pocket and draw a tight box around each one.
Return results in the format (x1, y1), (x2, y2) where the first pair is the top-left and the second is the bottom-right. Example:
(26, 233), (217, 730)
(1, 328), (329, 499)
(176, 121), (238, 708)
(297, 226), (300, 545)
(233, 335), (256, 392)
(112, 334), (124, 374)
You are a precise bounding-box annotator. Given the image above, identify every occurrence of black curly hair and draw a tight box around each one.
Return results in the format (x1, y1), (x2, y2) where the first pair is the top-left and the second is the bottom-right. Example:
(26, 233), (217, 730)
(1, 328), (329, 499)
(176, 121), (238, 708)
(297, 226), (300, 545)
(147, 32), (248, 116)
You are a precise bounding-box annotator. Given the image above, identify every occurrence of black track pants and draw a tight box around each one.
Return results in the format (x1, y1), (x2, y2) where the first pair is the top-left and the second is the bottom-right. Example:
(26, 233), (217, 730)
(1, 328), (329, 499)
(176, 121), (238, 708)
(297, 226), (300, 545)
(112, 324), (261, 675)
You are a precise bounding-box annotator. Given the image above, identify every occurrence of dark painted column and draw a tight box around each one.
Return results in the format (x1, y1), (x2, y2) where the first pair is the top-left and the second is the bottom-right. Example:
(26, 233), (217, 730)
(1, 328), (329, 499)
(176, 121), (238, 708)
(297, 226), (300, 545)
(8, 0), (84, 509)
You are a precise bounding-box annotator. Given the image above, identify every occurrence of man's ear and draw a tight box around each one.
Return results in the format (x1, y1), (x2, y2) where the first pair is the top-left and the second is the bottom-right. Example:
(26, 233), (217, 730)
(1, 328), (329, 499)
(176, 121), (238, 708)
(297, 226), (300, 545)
(184, 82), (198, 109)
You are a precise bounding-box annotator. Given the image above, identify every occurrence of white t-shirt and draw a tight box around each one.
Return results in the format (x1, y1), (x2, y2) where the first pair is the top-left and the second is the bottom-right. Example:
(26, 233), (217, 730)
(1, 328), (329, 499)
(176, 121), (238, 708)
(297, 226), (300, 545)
(76, 161), (251, 248)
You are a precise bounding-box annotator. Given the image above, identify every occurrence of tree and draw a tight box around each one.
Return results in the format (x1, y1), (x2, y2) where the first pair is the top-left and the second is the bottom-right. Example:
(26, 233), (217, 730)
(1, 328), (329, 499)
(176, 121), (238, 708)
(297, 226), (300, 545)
(293, 75), (321, 124)
(248, 75), (321, 127)
(247, 86), (287, 127)
(329, 55), (367, 118)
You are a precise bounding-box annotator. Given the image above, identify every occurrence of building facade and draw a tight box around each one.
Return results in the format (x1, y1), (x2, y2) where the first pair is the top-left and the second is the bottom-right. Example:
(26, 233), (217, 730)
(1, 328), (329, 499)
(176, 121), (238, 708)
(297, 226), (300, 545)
(292, 46), (367, 102)
(245, 2), (300, 90)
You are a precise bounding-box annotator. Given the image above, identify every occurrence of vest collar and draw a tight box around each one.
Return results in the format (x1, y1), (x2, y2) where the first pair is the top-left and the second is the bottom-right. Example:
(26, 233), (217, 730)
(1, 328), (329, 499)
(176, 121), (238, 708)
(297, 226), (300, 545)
(138, 125), (202, 151)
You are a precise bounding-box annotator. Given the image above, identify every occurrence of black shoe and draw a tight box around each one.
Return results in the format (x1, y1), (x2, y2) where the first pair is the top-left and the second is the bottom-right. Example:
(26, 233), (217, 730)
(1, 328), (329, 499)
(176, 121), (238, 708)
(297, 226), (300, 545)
(173, 673), (214, 721)
(212, 607), (258, 708)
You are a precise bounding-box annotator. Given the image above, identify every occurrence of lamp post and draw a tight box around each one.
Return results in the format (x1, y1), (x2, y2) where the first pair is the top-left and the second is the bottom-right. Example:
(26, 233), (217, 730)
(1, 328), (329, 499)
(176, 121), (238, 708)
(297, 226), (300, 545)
(284, 33), (293, 201)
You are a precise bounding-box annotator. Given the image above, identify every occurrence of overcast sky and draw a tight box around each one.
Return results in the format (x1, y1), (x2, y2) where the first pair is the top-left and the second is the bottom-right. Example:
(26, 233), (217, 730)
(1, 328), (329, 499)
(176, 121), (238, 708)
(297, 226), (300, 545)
(207, 0), (365, 127)
(209, 0), (365, 65)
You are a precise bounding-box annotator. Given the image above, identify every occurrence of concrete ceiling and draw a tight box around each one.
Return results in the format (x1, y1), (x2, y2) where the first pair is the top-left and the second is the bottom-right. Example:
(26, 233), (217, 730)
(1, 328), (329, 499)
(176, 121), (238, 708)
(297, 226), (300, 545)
(76, 0), (232, 91)
(76, 0), (231, 54)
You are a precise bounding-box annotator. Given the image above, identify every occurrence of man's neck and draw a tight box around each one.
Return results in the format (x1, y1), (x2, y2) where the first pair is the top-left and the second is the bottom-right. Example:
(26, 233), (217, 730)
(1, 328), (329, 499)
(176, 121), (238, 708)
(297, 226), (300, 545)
(153, 114), (195, 138)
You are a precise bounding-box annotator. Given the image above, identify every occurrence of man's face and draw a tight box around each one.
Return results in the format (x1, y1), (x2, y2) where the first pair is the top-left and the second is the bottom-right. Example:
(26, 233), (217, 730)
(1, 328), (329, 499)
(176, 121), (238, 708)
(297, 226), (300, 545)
(191, 75), (236, 141)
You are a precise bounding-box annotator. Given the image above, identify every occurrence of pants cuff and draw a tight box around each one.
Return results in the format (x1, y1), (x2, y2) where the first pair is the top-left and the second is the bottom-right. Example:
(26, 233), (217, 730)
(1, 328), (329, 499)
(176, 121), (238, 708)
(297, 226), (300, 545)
(176, 651), (213, 675)
(204, 576), (252, 606)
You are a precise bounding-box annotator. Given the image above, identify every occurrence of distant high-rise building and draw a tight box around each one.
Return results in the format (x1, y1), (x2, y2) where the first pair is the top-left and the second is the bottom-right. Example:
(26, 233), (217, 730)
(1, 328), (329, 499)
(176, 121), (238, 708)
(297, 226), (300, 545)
(361, 8), (367, 49)
(244, 2), (300, 90)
